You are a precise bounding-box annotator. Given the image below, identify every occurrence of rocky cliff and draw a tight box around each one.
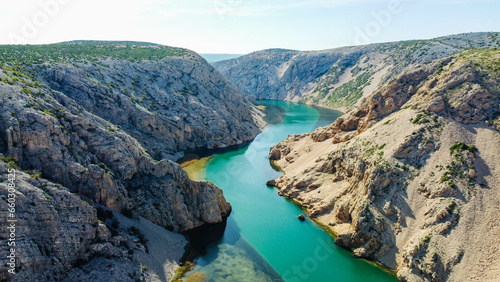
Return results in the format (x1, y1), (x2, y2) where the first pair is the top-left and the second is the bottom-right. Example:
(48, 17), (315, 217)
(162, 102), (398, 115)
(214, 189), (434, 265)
(2, 42), (261, 160)
(215, 32), (500, 112)
(0, 42), (251, 280)
(268, 49), (500, 281)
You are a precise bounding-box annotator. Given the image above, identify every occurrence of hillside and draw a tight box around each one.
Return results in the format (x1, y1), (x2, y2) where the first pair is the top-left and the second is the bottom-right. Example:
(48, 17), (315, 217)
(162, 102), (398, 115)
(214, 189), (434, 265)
(0, 42), (262, 160)
(215, 32), (500, 112)
(0, 42), (258, 280)
(267, 49), (500, 281)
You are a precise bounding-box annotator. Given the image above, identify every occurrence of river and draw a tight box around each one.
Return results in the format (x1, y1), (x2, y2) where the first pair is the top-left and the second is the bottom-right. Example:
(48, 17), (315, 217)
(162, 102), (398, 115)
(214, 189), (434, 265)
(182, 101), (397, 282)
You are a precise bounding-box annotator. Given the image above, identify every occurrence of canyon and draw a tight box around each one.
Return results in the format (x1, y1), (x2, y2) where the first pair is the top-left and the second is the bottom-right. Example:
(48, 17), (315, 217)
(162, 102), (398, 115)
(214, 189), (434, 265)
(0, 32), (499, 281)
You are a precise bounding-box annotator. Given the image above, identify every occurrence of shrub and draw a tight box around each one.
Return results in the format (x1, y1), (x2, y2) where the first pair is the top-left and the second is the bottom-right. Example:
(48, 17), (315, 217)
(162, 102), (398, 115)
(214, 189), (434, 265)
(450, 142), (477, 154)
(0, 156), (20, 169)
(440, 174), (449, 182)
(447, 201), (457, 212)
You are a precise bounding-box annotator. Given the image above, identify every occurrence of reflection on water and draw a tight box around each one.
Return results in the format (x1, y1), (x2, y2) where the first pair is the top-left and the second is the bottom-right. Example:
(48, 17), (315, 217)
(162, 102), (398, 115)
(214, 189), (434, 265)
(186, 217), (283, 282)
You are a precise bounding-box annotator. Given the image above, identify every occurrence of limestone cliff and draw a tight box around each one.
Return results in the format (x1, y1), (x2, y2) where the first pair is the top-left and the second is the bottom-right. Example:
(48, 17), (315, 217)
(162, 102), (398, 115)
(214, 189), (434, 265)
(1, 42), (262, 160)
(0, 42), (246, 280)
(215, 32), (500, 112)
(268, 49), (500, 281)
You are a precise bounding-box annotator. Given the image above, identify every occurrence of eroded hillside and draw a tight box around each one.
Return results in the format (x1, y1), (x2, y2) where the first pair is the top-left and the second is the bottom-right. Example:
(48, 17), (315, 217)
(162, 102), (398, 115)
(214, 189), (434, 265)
(215, 32), (500, 112)
(0, 42), (262, 160)
(0, 42), (256, 280)
(268, 49), (500, 281)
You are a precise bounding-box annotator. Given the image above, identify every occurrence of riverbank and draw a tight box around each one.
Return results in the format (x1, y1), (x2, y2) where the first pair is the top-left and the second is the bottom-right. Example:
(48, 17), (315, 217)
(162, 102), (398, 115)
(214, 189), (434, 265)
(180, 156), (213, 181)
(178, 101), (396, 281)
(179, 100), (288, 181)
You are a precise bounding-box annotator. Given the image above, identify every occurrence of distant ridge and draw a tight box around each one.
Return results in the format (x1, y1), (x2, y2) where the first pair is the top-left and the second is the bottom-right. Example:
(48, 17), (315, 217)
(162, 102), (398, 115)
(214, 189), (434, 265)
(61, 40), (162, 46)
(200, 53), (244, 63)
(214, 31), (500, 110)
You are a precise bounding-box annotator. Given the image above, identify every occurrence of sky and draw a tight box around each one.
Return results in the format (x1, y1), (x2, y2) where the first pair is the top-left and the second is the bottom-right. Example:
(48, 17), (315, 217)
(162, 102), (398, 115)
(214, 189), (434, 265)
(0, 0), (499, 54)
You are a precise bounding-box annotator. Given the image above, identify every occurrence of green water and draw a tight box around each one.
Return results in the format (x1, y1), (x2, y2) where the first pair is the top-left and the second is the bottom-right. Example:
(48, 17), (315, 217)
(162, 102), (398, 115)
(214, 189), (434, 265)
(186, 101), (397, 282)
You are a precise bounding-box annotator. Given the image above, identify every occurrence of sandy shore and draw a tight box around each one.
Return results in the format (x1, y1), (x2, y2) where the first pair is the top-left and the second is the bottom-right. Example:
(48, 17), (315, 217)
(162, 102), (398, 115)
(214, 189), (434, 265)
(181, 156), (213, 181)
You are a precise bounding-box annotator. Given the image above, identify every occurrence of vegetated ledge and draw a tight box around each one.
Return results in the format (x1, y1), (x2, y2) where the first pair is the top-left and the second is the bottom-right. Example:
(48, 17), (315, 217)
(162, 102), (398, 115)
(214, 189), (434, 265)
(266, 49), (500, 281)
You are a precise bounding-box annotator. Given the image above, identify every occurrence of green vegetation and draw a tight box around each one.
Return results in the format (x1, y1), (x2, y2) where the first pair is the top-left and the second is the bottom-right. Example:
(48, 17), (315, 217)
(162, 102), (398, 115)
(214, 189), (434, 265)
(410, 111), (431, 125)
(440, 175), (450, 182)
(449, 142), (477, 154)
(265, 48), (297, 53)
(350, 66), (362, 76)
(460, 48), (500, 76)
(439, 142), (479, 200)
(26, 170), (42, 179)
(324, 70), (373, 109)
(0, 156), (20, 169)
(0, 43), (190, 66)
(423, 235), (431, 244)
(43, 108), (65, 119)
(171, 261), (196, 282)
(97, 162), (115, 177)
(0, 65), (43, 89)
(447, 201), (457, 212)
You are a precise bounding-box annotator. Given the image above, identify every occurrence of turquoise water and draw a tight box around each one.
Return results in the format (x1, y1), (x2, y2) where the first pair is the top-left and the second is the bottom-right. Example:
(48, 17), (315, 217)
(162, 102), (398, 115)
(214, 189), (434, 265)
(186, 101), (397, 282)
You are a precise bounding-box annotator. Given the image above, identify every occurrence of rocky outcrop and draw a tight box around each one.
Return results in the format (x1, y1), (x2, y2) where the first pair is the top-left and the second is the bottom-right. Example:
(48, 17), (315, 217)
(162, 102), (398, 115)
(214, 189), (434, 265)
(0, 161), (99, 281)
(0, 42), (243, 280)
(268, 49), (500, 281)
(215, 32), (500, 111)
(0, 160), (188, 281)
(0, 65), (231, 232)
(1, 42), (262, 161)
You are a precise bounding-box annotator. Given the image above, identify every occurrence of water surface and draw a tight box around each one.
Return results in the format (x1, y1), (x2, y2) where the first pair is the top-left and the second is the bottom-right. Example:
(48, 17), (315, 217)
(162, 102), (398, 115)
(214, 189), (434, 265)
(185, 101), (396, 282)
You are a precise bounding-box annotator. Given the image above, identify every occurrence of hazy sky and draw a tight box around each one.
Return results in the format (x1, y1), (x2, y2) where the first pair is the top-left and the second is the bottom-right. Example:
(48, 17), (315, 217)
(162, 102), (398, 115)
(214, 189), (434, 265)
(0, 0), (498, 54)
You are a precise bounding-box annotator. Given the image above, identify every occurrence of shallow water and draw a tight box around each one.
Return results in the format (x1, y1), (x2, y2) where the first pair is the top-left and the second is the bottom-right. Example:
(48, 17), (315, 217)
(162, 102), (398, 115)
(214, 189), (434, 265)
(185, 101), (397, 282)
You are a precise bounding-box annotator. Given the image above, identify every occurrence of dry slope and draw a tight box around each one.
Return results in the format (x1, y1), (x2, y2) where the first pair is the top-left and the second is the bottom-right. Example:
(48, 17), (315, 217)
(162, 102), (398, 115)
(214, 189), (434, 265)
(215, 32), (500, 112)
(268, 49), (500, 281)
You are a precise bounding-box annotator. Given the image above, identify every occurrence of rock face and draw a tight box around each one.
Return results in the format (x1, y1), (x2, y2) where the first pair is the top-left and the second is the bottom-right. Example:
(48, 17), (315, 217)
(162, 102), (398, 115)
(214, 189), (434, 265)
(2, 42), (262, 161)
(0, 162), (98, 281)
(215, 32), (500, 111)
(268, 49), (500, 281)
(214, 46), (372, 103)
(0, 42), (243, 280)
(0, 161), (187, 281)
